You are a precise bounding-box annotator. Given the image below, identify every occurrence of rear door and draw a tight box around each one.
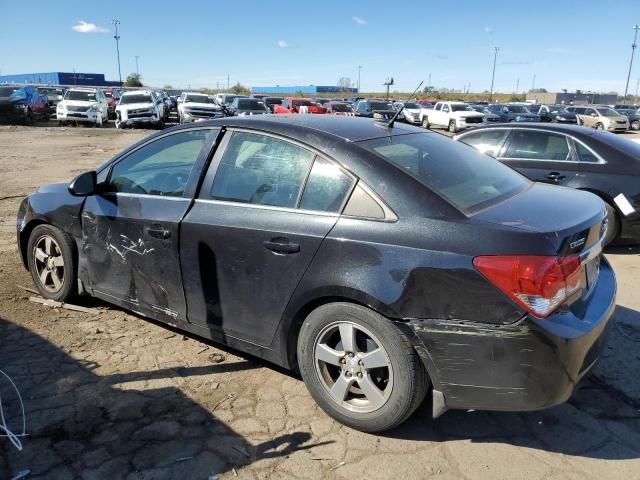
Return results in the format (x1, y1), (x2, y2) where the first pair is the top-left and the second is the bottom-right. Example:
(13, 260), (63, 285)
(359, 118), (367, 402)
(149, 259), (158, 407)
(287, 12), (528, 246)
(180, 129), (356, 346)
(81, 128), (218, 321)
(498, 128), (579, 186)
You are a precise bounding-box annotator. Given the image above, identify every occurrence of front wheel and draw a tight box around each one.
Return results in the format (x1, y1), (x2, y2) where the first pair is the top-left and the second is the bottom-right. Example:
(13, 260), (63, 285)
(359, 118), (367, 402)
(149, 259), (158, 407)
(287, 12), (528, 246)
(421, 116), (430, 129)
(27, 224), (76, 302)
(631, 120), (640, 131)
(297, 303), (429, 432)
(595, 122), (604, 130)
(603, 203), (619, 246)
(448, 120), (457, 133)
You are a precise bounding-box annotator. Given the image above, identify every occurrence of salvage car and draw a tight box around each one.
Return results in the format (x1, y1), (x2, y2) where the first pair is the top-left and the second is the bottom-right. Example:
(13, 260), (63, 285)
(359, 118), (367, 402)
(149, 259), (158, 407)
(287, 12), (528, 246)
(37, 86), (66, 116)
(0, 85), (49, 124)
(568, 106), (629, 132)
(454, 123), (640, 245)
(400, 101), (422, 124)
(353, 99), (402, 121)
(421, 101), (484, 132)
(228, 97), (269, 116)
(17, 116), (615, 432)
(470, 105), (501, 123)
(178, 92), (224, 123)
(528, 104), (577, 124)
(115, 90), (164, 129)
(273, 97), (325, 114)
(56, 88), (109, 127)
(615, 108), (640, 131)
(263, 96), (283, 113)
(324, 101), (354, 115)
(486, 103), (541, 123)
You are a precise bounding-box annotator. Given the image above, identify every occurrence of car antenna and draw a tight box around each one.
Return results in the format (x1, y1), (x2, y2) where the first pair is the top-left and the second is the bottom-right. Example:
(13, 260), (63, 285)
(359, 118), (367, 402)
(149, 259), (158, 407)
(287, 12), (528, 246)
(384, 81), (424, 128)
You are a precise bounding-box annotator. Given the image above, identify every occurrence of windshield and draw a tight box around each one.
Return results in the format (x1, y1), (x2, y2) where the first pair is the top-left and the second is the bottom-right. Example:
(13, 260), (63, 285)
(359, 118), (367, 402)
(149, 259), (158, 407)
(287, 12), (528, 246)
(264, 97), (282, 105)
(359, 133), (529, 213)
(292, 100), (315, 107)
(65, 90), (98, 102)
(103, 91), (113, 98)
(471, 106), (486, 113)
(451, 104), (474, 112)
(119, 94), (152, 104)
(0, 87), (22, 96)
(331, 103), (352, 112)
(507, 105), (531, 113)
(38, 88), (64, 96)
(185, 94), (214, 104)
(596, 108), (621, 117)
(404, 102), (420, 109)
(550, 106), (569, 114)
(238, 99), (266, 110)
(223, 95), (239, 104)
(370, 101), (394, 110)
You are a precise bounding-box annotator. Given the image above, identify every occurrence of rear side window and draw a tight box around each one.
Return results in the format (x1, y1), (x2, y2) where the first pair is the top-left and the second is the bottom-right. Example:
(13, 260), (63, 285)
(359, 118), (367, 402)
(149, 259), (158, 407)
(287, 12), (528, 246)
(458, 129), (508, 156)
(504, 130), (570, 161)
(299, 158), (354, 212)
(574, 141), (600, 163)
(360, 133), (529, 214)
(210, 132), (314, 208)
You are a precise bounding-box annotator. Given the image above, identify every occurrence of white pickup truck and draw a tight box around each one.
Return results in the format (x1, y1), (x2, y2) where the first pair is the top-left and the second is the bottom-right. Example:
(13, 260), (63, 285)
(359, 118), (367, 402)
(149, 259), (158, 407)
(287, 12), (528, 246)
(420, 101), (484, 132)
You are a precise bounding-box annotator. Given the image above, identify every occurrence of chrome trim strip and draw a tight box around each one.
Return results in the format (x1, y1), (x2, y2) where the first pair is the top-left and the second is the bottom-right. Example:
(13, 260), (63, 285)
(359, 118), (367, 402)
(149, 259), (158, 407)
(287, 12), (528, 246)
(193, 198), (340, 217)
(104, 192), (191, 201)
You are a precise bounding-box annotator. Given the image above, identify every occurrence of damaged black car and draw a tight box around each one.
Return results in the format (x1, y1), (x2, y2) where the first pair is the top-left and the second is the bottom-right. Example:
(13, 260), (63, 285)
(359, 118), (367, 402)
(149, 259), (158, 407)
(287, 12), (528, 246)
(17, 116), (616, 432)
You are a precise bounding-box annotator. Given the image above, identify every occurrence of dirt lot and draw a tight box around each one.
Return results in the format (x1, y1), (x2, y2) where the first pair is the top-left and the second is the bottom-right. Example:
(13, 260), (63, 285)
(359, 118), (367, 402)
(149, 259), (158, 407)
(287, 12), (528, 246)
(1, 125), (640, 480)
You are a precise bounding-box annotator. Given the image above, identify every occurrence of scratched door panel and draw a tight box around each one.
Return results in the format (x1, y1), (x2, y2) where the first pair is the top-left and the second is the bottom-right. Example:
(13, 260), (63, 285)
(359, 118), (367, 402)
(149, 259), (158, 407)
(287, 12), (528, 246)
(80, 193), (190, 321)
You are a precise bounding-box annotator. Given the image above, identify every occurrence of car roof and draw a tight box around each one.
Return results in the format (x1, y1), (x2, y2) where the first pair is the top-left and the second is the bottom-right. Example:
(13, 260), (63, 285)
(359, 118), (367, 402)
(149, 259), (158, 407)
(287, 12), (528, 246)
(171, 114), (423, 142)
(122, 90), (152, 95)
(68, 87), (97, 92)
(456, 122), (599, 138)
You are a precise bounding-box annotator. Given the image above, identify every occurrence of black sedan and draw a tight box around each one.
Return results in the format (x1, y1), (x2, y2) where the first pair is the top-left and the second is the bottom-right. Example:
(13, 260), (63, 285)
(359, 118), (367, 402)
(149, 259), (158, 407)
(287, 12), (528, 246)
(17, 116), (615, 432)
(529, 104), (578, 124)
(228, 97), (269, 116)
(454, 123), (640, 245)
(616, 109), (640, 131)
(486, 103), (541, 122)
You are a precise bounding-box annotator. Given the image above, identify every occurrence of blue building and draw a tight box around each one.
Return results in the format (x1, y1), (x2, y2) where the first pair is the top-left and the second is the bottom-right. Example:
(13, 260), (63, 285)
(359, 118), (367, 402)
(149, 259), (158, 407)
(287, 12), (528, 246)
(251, 85), (357, 94)
(0, 72), (121, 87)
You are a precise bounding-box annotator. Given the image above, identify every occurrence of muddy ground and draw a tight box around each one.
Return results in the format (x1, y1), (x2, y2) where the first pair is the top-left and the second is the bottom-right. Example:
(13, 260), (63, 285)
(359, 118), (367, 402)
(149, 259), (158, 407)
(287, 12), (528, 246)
(0, 125), (639, 480)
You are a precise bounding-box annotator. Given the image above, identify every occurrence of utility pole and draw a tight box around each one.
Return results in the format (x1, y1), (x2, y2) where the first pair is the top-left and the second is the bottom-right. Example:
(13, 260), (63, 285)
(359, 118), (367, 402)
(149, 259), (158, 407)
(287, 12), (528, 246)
(112, 20), (122, 84)
(624, 25), (640, 103)
(531, 74), (536, 92)
(489, 47), (499, 103)
(516, 78), (520, 94)
(227, 74), (230, 90)
(635, 77), (640, 103)
(357, 65), (362, 93)
(135, 56), (139, 76)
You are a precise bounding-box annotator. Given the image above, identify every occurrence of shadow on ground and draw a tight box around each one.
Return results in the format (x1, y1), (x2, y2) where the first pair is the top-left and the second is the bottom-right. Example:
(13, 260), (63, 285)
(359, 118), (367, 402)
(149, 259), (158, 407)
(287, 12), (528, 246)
(0, 316), (328, 479)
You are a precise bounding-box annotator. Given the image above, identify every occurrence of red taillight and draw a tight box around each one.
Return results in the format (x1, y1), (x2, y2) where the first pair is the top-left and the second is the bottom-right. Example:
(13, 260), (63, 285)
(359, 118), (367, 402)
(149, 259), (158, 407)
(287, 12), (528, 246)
(473, 255), (582, 318)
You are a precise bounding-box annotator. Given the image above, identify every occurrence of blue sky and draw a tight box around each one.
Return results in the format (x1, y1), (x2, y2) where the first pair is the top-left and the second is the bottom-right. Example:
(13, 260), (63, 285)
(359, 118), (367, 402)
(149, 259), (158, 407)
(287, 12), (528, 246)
(1, 0), (639, 93)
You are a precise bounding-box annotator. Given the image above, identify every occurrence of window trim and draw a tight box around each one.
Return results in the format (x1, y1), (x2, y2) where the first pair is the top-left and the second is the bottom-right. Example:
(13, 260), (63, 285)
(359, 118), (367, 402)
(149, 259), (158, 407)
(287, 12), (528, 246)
(501, 128), (573, 163)
(104, 127), (216, 198)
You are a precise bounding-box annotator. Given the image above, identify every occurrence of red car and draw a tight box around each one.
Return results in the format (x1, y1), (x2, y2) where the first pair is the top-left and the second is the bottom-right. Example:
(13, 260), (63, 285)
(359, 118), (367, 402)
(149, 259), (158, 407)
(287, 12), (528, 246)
(101, 88), (120, 119)
(324, 101), (355, 116)
(273, 97), (325, 114)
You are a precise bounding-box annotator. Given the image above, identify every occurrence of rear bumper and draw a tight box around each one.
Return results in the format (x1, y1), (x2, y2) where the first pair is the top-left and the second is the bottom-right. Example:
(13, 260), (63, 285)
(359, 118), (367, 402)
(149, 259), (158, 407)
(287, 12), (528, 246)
(411, 258), (616, 412)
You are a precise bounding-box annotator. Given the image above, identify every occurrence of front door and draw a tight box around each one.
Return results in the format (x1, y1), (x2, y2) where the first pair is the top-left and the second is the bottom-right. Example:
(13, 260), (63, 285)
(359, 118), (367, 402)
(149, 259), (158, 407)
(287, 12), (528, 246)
(499, 129), (578, 187)
(80, 128), (216, 321)
(180, 130), (356, 346)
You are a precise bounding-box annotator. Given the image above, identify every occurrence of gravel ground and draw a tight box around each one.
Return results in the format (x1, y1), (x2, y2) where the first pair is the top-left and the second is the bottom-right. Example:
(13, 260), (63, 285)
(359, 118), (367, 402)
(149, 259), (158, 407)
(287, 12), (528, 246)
(1, 124), (639, 480)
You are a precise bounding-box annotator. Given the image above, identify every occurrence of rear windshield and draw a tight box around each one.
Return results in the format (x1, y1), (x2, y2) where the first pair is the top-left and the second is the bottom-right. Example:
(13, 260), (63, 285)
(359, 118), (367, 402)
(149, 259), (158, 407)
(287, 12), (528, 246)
(369, 101), (394, 110)
(359, 133), (529, 213)
(264, 97), (282, 105)
(185, 94), (213, 104)
(331, 103), (352, 112)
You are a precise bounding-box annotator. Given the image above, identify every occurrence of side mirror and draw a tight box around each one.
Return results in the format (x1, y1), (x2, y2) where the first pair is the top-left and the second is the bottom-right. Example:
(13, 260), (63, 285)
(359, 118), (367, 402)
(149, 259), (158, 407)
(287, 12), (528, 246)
(68, 171), (97, 196)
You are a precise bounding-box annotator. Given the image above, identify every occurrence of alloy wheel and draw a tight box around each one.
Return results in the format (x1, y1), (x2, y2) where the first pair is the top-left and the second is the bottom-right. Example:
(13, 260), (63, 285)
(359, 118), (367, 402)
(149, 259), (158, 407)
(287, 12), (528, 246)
(32, 235), (65, 293)
(313, 321), (393, 413)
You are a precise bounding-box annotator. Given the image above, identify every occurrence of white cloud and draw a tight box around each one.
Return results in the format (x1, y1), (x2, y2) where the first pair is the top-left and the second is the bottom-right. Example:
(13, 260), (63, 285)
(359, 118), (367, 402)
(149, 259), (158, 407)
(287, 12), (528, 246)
(484, 26), (494, 34)
(353, 16), (367, 25)
(72, 21), (109, 33)
(277, 40), (289, 48)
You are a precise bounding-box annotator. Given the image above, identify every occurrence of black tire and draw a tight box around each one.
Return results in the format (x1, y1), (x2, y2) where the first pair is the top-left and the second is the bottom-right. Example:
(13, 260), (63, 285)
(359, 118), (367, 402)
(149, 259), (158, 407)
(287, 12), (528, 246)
(297, 302), (429, 432)
(595, 122), (604, 130)
(27, 224), (76, 302)
(603, 202), (619, 246)
(421, 116), (430, 129)
(448, 120), (457, 133)
(632, 120), (640, 131)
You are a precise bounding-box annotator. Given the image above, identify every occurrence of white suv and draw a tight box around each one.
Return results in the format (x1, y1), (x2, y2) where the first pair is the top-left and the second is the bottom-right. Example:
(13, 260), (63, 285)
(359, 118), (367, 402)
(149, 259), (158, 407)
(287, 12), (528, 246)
(56, 88), (109, 127)
(115, 90), (164, 129)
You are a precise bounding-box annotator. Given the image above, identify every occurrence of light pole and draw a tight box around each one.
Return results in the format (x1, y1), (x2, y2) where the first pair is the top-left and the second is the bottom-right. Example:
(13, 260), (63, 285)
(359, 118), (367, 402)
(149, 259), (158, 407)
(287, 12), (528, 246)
(357, 65), (362, 93)
(489, 47), (499, 102)
(624, 25), (640, 103)
(135, 56), (139, 76)
(516, 78), (520, 94)
(112, 20), (122, 84)
(635, 77), (640, 103)
(531, 74), (536, 92)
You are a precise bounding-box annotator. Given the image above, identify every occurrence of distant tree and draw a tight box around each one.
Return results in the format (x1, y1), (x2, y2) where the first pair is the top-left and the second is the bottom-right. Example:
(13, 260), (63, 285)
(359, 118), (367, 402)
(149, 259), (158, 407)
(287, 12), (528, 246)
(422, 85), (435, 94)
(163, 84), (173, 90)
(529, 88), (548, 93)
(124, 73), (143, 87)
(230, 82), (250, 95)
(337, 77), (352, 92)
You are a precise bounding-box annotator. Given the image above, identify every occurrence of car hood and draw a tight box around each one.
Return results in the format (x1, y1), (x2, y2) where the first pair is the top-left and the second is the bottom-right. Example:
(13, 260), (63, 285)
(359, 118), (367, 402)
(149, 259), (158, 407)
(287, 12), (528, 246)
(452, 111), (484, 118)
(472, 182), (604, 251)
(237, 110), (269, 115)
(0, 93), (26, 105)
(35, 182), (69, 194)
(183, 102), (221, 110)
(117, 102), (154, 111)
(60, 100), (98, 108)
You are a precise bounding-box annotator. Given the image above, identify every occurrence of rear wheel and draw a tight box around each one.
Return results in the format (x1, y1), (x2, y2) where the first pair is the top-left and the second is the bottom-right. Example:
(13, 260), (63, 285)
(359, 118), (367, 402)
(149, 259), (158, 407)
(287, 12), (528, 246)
(603, 203), (619, 246)
(595, 122), (604, 130)
(632, 120), (640, 131)
(297, 302), (429, 432)
(27, 224), (76, 302)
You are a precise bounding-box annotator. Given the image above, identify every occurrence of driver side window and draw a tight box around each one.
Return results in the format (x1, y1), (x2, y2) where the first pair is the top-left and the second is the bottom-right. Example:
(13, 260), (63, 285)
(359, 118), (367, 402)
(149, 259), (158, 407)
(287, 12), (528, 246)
(108, 129), (213, 197)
